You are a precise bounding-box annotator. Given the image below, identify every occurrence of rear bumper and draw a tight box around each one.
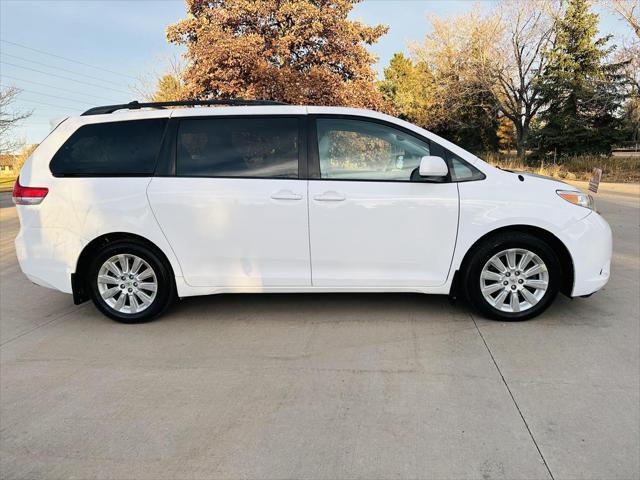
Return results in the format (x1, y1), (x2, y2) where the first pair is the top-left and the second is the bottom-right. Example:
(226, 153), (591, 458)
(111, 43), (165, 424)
(562, 211), (612, 297)
(14, 226), (82, 294)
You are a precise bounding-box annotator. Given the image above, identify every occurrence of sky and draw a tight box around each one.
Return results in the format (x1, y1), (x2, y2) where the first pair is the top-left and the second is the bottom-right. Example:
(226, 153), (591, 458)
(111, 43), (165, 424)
(0, 0), (635, 145)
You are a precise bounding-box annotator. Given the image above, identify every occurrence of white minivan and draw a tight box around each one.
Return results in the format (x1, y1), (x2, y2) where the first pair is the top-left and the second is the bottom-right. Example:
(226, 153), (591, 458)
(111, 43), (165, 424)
(13, 100), (611, 323)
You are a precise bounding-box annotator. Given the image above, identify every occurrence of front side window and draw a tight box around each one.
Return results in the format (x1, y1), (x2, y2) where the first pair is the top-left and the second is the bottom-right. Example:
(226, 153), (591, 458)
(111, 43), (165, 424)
(449, 155), (486, 182)
(316, 118), (431, 181)
(50, 119), (167, 176)
(176, 117), (299, 178)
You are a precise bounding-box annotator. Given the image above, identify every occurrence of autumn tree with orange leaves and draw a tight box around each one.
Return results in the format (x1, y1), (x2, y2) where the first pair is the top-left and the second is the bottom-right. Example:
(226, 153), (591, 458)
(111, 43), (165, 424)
(167, 0), (390, 110)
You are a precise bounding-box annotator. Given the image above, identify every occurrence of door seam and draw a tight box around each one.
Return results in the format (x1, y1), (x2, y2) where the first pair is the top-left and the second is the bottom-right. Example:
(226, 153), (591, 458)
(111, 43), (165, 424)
(306, 180), (314, 286)
(144, 178), (188, 281)
(443, 182), (462, 287)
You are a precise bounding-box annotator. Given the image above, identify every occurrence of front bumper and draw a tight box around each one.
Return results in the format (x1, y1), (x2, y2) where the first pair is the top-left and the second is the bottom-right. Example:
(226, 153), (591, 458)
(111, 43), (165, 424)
(561, 211), (612, 297)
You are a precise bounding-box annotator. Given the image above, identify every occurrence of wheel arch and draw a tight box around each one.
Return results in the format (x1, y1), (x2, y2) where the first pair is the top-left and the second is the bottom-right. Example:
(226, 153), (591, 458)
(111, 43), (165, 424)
(71, 232), (176, 305)
(451, 225), (574, 298)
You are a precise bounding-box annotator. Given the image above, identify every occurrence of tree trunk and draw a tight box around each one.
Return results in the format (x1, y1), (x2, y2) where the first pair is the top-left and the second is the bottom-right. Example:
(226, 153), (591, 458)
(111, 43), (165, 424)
(516, 138), (525, 159)
(515, 118), (532, 160)
(515, 122), (526, 159)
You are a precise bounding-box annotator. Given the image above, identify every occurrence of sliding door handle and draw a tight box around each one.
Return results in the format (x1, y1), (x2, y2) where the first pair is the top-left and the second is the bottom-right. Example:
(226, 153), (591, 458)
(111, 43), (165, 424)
(271, 190), (303, 201)
(313, 191), (346, 202)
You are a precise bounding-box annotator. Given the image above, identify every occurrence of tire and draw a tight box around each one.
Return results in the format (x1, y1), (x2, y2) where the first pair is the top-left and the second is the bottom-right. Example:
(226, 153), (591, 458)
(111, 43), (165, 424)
(464, 232), (561, 321)
(87, 240), (176, 323)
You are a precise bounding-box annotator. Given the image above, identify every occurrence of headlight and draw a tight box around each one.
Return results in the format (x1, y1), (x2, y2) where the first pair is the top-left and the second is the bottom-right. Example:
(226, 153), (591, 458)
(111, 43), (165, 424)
(556, 189), (594, 210)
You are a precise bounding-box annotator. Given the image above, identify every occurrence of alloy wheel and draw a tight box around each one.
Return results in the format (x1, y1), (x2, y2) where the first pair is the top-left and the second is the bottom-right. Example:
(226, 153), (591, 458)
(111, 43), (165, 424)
(480, 248), (549, 313)
(97, 254), (158, 314)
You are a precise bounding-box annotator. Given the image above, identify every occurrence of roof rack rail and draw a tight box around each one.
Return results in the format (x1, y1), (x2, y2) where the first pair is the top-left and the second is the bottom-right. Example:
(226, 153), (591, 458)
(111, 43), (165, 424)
(81, 99), (289, 116)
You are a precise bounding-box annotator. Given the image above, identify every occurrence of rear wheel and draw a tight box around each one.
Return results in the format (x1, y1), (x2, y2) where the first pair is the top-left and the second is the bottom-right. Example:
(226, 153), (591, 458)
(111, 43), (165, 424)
(464, 232), (561, 321)
(87, 241), (175, 323)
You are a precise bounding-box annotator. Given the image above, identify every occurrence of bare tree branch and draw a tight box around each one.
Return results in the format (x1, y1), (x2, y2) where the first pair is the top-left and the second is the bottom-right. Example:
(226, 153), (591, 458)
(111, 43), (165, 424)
(0, 86), (33, 155)
(490, 0), (555, 157)
(603, 0), (640, 38)
(131, 53), (186, 101)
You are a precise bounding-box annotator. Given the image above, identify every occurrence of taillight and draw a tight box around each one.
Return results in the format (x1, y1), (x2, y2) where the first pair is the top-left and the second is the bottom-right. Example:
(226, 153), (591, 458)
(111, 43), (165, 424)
(12, 178), (49, 205)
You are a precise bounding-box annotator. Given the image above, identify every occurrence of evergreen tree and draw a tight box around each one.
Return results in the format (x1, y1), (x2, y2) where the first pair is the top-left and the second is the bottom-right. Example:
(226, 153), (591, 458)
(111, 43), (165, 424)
(379, 51), (499, 152)
(151, 74), (183, 102)
(534, 0), (628, 156)
(379, 53), (433, 127)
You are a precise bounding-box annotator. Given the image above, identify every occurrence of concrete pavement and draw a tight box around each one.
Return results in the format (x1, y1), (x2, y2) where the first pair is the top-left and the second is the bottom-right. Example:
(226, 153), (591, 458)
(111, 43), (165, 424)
(1, 183), (638, 479)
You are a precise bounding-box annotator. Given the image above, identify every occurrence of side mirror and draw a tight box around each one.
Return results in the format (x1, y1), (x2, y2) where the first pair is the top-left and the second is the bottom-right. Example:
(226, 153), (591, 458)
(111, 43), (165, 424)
(419, 156), (448, 177)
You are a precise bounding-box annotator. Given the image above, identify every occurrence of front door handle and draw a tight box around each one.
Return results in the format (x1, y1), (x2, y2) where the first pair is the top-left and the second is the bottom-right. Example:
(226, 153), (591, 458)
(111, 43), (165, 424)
(313, 191), (346, 202)
(271, 190), (303, 201)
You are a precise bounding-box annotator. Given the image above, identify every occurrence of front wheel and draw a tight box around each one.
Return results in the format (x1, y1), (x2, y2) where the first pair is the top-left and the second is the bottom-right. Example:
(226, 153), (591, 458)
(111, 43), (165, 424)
(464, 233), (561, 321)
(87, 241), (175, 323)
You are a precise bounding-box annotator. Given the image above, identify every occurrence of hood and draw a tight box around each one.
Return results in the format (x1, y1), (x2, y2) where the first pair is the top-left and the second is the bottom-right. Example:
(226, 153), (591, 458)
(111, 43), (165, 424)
(511, 171), (578, 190)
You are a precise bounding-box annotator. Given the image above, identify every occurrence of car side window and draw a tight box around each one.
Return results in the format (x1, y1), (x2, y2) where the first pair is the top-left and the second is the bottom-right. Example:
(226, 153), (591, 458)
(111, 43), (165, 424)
(449, 155), (486, 182)
(176, 117), (299, 178)
(316, 118), (431, 181)
(50, 119), (167, 176)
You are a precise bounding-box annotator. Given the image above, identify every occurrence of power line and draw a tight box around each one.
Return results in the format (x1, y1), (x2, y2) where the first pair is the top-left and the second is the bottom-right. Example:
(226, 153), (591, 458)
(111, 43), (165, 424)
(0, 39), (139, 81)
(14, 122), (58, 127)
(0, 84), (93, 106)
(21, 117), (65, 122)
(21, 111), (70, 117)
(0, 74), (119, 103)
(1, 52), (129, 88)
(18, 98), (83, 111)
(0, 61), (131, 95)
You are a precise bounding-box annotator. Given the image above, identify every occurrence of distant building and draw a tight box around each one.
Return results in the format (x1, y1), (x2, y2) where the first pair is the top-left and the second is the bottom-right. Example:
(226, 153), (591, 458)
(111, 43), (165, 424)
(612, 148), (640, 157)
(0, 154), (17, 174)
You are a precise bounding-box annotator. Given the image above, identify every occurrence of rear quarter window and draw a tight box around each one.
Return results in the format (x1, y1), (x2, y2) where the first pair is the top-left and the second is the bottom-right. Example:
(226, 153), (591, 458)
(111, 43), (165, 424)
(50, 119), (167, 176)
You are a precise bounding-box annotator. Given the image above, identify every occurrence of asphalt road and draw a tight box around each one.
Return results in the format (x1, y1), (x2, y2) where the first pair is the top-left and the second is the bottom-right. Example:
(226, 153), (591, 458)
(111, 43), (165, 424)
(1, 183), (638, 480)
